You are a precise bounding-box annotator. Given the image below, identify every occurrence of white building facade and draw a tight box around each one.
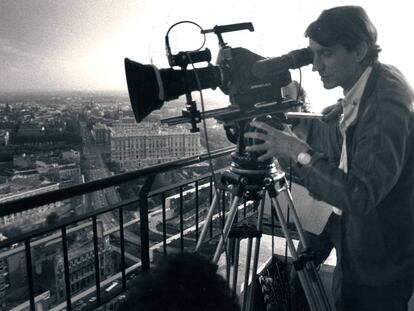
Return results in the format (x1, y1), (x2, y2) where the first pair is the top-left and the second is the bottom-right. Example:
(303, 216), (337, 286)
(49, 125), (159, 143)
(110, 124), (202, 169)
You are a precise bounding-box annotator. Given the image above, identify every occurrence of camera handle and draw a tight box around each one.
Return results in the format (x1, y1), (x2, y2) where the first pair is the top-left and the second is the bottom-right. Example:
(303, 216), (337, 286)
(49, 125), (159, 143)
(202, 22), (254, 48)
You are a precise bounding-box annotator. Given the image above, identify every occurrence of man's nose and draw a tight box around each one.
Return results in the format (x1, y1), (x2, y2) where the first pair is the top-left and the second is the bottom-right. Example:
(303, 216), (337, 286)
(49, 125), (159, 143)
(312, 55), (322, 72)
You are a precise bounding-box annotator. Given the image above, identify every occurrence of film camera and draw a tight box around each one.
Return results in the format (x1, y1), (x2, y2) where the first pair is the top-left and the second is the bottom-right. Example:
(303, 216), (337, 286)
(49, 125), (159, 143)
(124, 22), (312, 170)
(124, 22), (312, 128)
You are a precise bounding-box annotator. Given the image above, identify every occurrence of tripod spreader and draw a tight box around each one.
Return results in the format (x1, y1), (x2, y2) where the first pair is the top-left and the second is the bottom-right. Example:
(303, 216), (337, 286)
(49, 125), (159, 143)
(228, 224), (262, 239)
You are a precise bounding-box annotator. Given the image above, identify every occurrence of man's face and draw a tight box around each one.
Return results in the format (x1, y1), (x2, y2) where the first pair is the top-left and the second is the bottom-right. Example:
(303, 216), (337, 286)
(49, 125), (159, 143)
(309, 39), (362, 92)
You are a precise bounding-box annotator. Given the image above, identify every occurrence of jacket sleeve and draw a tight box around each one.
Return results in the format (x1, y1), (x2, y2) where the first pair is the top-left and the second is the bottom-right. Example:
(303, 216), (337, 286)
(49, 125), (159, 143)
(279, 117), (342, 186)
(296, 93), (413, 216)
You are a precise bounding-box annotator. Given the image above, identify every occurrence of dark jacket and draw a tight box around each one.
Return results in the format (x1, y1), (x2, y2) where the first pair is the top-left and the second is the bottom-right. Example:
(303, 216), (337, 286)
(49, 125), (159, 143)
(294, 62), (414, 286)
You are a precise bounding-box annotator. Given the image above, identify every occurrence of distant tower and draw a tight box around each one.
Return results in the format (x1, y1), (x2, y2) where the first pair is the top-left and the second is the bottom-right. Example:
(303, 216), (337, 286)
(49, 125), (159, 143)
(4, 131), (9, 146)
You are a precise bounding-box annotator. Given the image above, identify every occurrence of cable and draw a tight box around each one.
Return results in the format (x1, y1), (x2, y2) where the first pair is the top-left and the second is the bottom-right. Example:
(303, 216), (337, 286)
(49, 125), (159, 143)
(165, 21), (206, 57)
(186, 54), (220, 192)
(186, 51), (229, 260)
(165, 21), (227, 256)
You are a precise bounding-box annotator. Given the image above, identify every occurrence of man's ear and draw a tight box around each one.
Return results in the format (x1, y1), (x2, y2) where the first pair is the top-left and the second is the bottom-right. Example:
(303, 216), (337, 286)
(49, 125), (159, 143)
(355, 41), (369, 62)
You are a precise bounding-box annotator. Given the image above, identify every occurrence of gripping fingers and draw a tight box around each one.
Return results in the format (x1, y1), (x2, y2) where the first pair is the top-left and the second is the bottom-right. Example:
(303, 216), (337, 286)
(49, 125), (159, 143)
(244, 132), (268, 141)
(250, 121), (276, 133)
(258, 152), (274, 161)
(321, 101), (342, 122)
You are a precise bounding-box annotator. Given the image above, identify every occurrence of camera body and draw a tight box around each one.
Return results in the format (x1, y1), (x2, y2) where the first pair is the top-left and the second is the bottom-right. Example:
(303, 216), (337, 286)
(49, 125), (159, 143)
(216, 47), (291, 111)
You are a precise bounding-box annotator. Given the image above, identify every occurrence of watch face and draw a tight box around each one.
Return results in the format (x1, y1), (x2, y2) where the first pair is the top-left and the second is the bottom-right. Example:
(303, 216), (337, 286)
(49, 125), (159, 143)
(298, 152), (311, 165)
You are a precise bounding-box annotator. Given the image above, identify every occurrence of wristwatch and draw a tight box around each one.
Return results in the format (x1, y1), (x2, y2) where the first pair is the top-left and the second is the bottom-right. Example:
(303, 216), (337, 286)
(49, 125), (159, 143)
(297, 149), (314, 166)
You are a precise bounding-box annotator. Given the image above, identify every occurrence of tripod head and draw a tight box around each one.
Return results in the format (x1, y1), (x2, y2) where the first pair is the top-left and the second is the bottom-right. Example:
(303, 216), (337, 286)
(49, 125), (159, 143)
(219, 115), (286, 200)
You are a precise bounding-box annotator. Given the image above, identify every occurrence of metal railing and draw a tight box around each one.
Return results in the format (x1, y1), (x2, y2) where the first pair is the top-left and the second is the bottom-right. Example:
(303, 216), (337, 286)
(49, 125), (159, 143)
(0, 146), (236, 311)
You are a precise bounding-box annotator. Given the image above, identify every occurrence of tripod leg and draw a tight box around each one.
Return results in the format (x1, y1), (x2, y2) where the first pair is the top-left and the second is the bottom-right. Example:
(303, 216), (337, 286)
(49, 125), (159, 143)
(269, 194), (320, 311)
(231, 238), (241, 298)
(278, 185), (332, 311)
(195, 190), (220, 252)
(241, 237), (253, 311)
(245, 195), (266, 311)
(212, 195), (242, 264)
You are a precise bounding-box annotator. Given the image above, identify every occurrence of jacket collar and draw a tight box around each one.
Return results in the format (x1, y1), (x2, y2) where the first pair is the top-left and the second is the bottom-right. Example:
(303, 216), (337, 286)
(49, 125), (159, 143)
(343, 61), (381, 133)
(359, 61), (381, 111)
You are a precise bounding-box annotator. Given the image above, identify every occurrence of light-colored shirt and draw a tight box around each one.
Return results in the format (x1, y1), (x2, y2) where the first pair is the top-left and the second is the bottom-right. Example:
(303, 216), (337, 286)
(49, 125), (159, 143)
(333, 66), (373, 215)
(339, 66), (373, 172)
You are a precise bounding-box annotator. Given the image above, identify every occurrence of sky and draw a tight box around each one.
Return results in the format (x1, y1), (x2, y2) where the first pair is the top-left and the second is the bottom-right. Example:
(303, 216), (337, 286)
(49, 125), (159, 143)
(1, 0), (413, 111)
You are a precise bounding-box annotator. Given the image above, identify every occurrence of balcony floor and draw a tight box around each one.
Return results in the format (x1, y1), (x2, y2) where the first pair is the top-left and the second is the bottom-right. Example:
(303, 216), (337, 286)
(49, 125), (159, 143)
(216, 233), (414, 310)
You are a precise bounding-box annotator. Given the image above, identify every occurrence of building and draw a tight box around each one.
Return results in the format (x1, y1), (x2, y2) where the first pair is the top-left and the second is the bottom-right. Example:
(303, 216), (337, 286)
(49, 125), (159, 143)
(17, 123), (44, 136)
(0, 246), (30, 310)
(11, 168), (39, 182)
(0, 221), (112, 309)
(9, 291), (50, 311)
(92, 123), (111, 145)
(110, 123), (203, 169)
(13, 154), (36, 169)
(61, 149), (80, 164)
(0, 181), (62, 227)
(34, 159), (82, 189)
(34, 221), (112, 304)
(57, 162), (81, 183)
(52, 240), (113, 302)
(0, 130), (10, 146)
(0, 257), (9, 307)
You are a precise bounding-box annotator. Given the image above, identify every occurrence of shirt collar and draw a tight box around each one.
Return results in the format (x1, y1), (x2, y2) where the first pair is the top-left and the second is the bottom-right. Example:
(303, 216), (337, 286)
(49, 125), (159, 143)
(339, 66), (373, 134)
(342, 66), (373, 108)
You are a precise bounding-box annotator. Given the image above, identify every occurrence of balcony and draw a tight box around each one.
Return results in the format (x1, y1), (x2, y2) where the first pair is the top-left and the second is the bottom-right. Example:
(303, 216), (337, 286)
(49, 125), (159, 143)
(1, 147), (412, 311)
(0, 147), (238, 310)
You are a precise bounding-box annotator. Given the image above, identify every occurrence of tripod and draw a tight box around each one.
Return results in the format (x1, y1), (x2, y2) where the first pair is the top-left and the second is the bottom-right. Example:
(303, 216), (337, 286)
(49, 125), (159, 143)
(195, 151), (332, 311)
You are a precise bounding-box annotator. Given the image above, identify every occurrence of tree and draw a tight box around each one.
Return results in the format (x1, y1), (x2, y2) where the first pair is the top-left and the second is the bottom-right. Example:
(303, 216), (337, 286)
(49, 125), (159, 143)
(46, 212), (59, 226)
(3, 226), (23, 239)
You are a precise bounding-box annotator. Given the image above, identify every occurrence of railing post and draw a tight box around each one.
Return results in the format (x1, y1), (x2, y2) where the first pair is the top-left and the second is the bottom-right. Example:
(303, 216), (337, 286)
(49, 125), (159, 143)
(162, 192), (167, 254)
(209, 176), (214, 238)
(179, 186), (184, 252)
(61, 227), (73, 310)
(92, 217), (101, 304)
(139, 174), (156, 273)
(24, 239), (35, 311)
(119, 207), (127, 290)
(195, 181), (199, 242)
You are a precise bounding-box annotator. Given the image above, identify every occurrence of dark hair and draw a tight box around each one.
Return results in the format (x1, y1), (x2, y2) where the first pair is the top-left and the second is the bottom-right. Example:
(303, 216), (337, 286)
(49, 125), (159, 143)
(305, 6), (381, 65)
(117, 252), (240, 311)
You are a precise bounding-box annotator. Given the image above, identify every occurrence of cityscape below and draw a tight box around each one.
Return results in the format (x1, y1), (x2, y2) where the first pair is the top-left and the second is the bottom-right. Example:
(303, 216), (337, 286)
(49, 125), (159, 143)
(0, 90), (233, 311)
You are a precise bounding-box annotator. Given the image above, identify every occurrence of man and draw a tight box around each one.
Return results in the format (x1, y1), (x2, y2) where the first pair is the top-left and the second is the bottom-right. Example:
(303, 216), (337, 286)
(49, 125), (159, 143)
(246, 5), (414, 311)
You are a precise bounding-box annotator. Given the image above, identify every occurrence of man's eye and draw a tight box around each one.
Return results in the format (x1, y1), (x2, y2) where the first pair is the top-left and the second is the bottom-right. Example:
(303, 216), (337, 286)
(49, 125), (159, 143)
(321, 50), (332, 57)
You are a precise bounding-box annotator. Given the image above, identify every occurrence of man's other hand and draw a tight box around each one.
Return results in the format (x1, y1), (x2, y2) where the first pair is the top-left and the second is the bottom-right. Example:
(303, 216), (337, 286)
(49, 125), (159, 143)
(321, 99), (343, 122)
(245, 121), (310, 162)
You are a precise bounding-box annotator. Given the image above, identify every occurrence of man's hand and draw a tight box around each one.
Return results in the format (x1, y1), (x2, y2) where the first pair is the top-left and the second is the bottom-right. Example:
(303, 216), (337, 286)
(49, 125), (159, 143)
(321, 99), (343, 123)
(245, 121), (310, 162)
